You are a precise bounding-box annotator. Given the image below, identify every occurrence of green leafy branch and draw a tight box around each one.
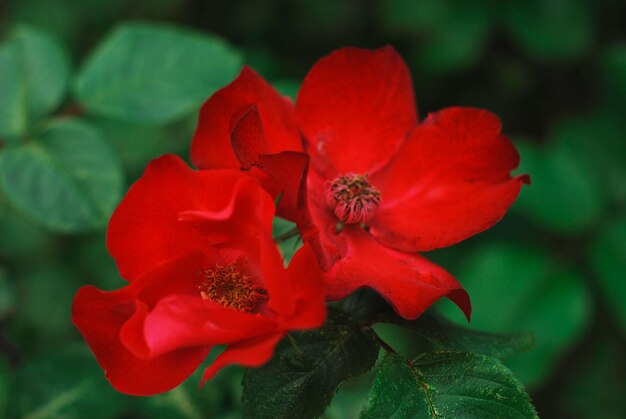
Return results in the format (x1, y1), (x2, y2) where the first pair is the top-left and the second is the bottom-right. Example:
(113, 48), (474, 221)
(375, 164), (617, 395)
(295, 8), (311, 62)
(242, 304), (538, 419)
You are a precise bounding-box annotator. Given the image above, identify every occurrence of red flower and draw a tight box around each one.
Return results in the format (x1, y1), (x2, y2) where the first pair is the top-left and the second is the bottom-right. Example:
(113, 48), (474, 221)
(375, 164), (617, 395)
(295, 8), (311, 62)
(191, 46), (529, 320)
(72, 155), (325, 395)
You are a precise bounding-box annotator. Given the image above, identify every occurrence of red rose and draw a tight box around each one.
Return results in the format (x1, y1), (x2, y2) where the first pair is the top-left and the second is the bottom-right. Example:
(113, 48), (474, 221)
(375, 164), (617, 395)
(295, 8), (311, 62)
(191, 46), (529, 320)
(72, 155), (325, 395)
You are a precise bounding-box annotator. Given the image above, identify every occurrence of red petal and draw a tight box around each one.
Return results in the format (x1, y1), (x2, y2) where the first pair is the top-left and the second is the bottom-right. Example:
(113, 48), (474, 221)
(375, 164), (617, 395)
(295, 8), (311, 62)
(77, 252), (214, 360)
(191, 67), (302, 170)
(255, 227), (298, 317)
(122, 251), (216, 306)
(230, 104), (311, 223)
(370, 107), (529, 252)
(296, 46), (417, 176)
(72, 285), (210, 396)
(115, 252), (279, 356)
(282, 244), (327, 329)
(325, 227), (471, 320)
(230, 104), (270, 170)
(107, 155), (274, 280)
(299, 170), (346, 271)
(200, 333), (284, 385)
(255, 152), (311, 222)
(121, 295), (279, 359)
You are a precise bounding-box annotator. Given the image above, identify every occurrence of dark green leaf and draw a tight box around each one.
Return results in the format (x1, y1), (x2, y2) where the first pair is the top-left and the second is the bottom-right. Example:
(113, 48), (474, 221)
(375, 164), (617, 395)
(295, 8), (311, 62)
(361, 353), (429, 419)
(381, 311), (534, 359)
(0, 119), (124, 232)
(361, 351), (538, 419)
(0, 25), (69, 137)
(242, 308), (379, 419)
(589, 218), (626, 332)
(75, 22), (242, 124)
(502, 0), (593, 61)
(437, 243), (592, 387)
(17, 345), (127, 419)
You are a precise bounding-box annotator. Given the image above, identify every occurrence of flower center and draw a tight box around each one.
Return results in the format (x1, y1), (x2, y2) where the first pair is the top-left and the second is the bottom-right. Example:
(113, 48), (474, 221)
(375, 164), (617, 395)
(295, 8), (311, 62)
(198, 263), (267, 312)
(326, 173), (381, 224)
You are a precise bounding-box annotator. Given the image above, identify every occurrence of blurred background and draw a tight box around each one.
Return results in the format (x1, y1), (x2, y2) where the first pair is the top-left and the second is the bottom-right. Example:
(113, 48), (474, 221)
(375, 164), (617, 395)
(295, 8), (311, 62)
(0, 0), (624, 418)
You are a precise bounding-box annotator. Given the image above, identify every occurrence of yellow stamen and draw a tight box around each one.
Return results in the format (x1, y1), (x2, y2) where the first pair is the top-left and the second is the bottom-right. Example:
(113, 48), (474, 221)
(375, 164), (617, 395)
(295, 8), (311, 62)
(198, 263), (266, 312)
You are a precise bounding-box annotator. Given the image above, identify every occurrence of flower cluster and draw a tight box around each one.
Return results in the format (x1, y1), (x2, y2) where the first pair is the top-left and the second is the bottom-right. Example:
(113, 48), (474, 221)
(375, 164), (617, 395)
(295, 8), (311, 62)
(73, 46), (528, 395)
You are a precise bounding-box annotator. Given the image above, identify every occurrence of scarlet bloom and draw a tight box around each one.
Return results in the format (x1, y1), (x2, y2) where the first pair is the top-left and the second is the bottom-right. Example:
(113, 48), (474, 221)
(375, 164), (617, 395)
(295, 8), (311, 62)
(191, 46), (529, 321)
(72, 155), (325, 395)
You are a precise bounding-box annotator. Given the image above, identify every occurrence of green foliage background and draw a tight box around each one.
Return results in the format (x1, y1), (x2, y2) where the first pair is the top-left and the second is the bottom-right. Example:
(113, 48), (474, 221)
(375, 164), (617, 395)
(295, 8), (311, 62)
(0, 0), (624, 417)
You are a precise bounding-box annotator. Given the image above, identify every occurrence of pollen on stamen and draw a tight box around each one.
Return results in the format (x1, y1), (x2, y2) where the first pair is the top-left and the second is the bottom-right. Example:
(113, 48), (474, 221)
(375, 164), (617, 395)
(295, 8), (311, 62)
(326, 173), (381, 224)
(198, 263), (267, 312)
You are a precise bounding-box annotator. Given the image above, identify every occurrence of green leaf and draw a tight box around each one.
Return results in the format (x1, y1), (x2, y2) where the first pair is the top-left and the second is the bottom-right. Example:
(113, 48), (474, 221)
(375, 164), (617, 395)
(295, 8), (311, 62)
(0, 119), (124, 232)
(589, 218), (626, 332)
(75, 22), (242, 125)
(502, 0), (593, 61)
(17, 345), (127, 419)
(381, 311), (535, 359)
(361, 351), (538, 419)
(242, 308), (380, 419)
(437, 243), (592, 388)
(272, 217), (302, 265)
(514, 128), (607, 233)
(88, 116), (186, 177)
(0, 25), (70, 137)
